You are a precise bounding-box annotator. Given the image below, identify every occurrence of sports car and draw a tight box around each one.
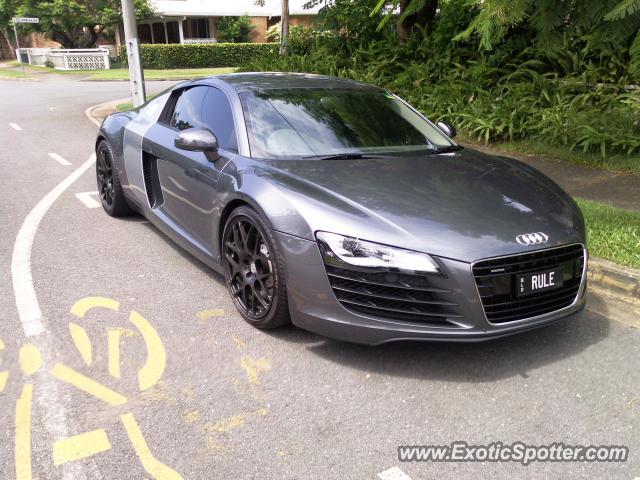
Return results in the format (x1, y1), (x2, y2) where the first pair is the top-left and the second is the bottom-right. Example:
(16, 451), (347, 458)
(95, 73), (587, 344)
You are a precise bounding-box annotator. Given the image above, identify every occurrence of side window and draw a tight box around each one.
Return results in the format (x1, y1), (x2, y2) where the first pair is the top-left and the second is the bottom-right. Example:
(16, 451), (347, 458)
(170, 86), (208, 131)
(201, 87), (238, 152)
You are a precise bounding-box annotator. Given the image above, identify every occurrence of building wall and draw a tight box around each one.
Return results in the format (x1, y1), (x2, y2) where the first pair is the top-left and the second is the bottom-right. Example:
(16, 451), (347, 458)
(249, 16), (269, 43)
(290, 15), (316, 27)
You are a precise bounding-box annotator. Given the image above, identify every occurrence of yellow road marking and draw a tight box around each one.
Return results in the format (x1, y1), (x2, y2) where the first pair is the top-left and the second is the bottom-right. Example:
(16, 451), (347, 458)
(196, 308), (225, 321)
(207, 414), (245, 434)
(53, 429), (112, 465)
(239, 356), (271, 386)
(181, 410), (201, 424)
(52, 363), (127, 406)
(19, 344), (41, 376)
(108, 328), (134, 380)
(70, 296), (119, 318)
(232, 336), (246, 351)
(130, 310), (166, 391)
(69, 322), (92, 366)
(120, 412), (183, 480)
(15, 383), (33, 480)
(0, 371), (8, 392)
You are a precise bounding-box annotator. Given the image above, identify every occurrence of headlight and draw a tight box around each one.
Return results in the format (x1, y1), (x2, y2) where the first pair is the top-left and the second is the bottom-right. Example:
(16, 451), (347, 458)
(316, 231), (441, 275)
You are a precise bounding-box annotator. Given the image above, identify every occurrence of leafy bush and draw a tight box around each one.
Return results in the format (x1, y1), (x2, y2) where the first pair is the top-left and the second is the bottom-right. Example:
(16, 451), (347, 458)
(120, 43), (277, 69)
(266, 24), (334, 55)
(216, 15), (254, 43)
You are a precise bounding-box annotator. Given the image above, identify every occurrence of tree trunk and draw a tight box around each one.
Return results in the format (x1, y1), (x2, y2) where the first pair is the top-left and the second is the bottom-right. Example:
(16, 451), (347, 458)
(397, 0), (439, 42)
(52, 30), (76, 49)
(0, 28), (16, 59)
(280, 0), (289, 54)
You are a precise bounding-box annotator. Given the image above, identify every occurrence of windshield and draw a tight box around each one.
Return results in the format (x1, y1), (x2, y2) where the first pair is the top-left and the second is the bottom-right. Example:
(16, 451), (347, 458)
(239, 88), (455, 159)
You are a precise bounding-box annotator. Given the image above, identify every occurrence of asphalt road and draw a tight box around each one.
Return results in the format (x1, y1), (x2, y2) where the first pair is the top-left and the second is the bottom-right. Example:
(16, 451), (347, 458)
(0, 76), (639, 480)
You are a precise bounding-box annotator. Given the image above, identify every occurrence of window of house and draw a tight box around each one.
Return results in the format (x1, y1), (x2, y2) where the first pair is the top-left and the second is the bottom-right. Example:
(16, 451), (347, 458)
(166, 21), (180, 43)
(152, 23), (166, 44)
(137, 24), (152, 44)
(184, 18), (210, 39)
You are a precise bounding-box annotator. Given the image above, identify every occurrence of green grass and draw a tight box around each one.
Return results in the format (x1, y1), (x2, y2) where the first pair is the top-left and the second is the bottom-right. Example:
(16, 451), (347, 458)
(116, 93), (159, 112)
(576, 198), (640, 269)
(83, 67), (236, 81)
(1, 63), (237, 81)
(0, 68), (32, 78)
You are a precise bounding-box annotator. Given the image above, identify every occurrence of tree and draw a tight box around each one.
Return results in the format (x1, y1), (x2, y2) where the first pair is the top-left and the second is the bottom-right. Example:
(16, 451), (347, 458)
(281, 0), (289, 53)
(216, 15), (254, 43)
(255, 0), (290, 52)
(3, 0), (153, 49)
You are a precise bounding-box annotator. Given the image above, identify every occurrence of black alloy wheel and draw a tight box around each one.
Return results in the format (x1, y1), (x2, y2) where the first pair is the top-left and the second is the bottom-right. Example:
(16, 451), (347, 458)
(97, 145), (114, 208)
(96, 141), (133, 217)
(222, 206), (290, 328)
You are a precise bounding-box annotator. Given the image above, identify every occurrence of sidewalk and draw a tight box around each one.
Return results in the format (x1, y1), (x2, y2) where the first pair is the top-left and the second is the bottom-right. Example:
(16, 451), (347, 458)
(465, 143), (640, 212)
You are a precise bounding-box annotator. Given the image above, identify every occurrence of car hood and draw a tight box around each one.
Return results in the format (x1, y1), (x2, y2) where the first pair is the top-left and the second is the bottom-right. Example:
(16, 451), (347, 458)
(256, 148), (585, 263)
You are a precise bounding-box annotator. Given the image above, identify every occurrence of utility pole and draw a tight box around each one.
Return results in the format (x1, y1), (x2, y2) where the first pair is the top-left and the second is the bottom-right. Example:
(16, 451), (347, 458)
(280, 0), (289, 54)
(120, 0), (146, 106)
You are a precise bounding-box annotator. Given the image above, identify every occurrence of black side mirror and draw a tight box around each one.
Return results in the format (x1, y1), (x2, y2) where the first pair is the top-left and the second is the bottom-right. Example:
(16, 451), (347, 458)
(175, 128), (220, 160)
(436, 121), (456, 139)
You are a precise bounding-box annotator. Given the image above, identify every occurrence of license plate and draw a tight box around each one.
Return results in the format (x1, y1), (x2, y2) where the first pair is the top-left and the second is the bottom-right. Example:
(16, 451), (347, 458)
(516, 267), (564, 297)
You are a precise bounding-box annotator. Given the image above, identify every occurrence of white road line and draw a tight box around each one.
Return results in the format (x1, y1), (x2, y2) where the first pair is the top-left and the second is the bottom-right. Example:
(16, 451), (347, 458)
(377, 467), (413, 480)
(9, 122), (22, 131)
(48, 152), (72, 166)
(84, 105), (102, 127)
(75, 191), (101, 209)
(11, 153), (96, 337)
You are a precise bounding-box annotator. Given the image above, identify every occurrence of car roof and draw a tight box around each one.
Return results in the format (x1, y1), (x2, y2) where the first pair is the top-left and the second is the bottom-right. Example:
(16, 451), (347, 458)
(191, 72), (380, 93)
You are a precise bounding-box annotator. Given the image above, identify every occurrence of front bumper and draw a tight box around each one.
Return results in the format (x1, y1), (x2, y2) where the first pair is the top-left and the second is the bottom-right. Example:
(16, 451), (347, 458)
(274, 231), (587, 345)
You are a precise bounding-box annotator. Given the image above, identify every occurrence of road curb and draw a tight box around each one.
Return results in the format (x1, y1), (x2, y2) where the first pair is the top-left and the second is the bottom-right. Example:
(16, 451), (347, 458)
(587, 257), (640, 302)
(85, 97), (131, 127)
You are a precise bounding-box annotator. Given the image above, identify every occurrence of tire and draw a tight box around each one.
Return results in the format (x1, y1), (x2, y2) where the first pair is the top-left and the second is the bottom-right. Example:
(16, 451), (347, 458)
(222, 206), (290, 329)
(96, 140), (134, 217)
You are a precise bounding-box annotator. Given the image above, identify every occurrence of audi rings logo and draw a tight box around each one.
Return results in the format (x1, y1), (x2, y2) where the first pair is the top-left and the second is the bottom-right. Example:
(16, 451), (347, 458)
(515, 232), (549, 246)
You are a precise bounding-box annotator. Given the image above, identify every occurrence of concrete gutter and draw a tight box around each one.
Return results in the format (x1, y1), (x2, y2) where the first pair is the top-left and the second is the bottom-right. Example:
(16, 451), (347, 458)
(588, 257), (640, 303)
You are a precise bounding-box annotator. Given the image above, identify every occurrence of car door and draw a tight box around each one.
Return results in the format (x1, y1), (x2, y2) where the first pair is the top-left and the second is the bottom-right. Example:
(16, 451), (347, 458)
(142, 85), (239, 257)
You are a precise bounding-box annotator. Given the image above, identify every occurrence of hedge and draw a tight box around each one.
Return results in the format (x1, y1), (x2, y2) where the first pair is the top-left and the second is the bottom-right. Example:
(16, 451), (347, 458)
(119, 43), (278, 69)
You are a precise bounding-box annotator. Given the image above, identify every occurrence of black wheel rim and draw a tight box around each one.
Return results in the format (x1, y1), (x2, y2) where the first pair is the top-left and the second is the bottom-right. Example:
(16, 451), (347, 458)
(97, 147), (114, 207)
(223, 217), (275, 320)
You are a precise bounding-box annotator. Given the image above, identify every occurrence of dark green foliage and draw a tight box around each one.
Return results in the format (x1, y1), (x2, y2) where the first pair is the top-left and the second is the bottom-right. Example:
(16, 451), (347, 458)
(240, 0), (640, 167)
(120, 43), (277, 69)
(216, 15), (254, 43)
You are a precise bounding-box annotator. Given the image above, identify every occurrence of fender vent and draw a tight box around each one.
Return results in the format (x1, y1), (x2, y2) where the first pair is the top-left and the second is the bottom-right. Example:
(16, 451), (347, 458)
(142, 154), (163, 208)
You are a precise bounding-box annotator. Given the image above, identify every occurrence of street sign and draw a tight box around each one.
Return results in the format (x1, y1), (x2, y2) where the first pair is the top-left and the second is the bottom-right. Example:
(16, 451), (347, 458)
(13, 17), (39, 24)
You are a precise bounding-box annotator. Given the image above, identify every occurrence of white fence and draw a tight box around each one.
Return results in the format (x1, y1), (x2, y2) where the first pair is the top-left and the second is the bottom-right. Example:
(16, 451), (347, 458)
(17, 48), (110, 70)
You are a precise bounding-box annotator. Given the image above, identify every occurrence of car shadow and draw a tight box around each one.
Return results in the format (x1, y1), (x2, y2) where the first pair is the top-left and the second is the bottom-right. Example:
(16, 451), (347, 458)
(266, 294), (611, 383)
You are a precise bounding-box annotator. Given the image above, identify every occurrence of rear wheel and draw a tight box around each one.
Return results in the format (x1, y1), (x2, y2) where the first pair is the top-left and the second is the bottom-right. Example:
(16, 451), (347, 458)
(96, 140), (133, 217)
(222, 206), (290, 329)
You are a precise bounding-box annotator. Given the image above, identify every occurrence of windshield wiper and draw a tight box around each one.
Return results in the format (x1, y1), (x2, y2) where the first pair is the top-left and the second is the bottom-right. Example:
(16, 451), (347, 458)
(426, 145), (464, 155)
(301, 153), (369, 160)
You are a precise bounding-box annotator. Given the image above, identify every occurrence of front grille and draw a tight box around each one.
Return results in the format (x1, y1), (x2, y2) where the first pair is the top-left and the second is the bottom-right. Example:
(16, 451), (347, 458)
(325, 265), (463, 326)
(473, 244), (585, 324)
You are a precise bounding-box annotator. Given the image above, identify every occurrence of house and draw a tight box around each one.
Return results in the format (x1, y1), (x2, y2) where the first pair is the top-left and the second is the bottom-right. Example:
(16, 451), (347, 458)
(123, 0), (321, 46)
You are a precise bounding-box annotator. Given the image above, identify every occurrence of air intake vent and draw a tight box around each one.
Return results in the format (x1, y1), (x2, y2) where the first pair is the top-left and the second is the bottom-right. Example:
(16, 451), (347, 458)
(324, 265), (463, 327)
(142, 154), (163, 208)
(473, 244), (585, 324)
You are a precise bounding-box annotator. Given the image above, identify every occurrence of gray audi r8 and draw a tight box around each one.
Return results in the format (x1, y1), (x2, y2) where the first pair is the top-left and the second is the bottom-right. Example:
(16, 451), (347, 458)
(95, 73), (587, 344)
